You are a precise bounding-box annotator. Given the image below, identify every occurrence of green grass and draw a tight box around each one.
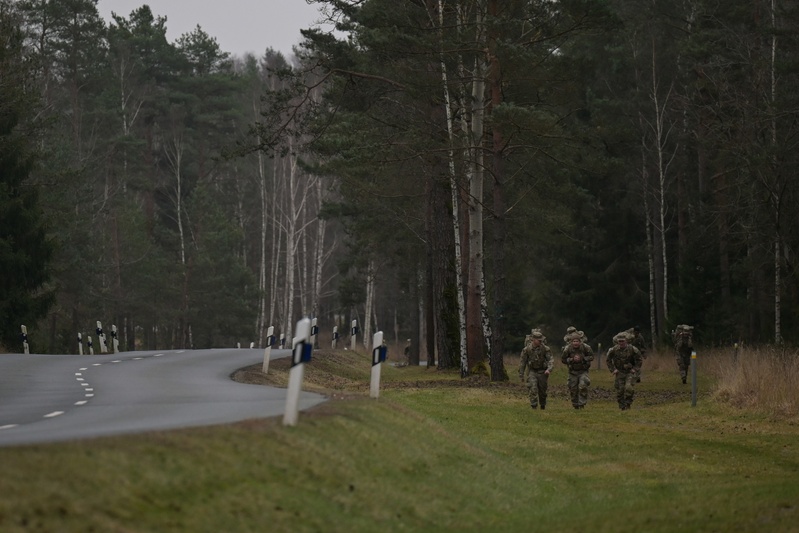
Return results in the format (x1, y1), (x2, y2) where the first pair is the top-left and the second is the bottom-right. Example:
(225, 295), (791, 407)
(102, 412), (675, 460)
(1, 350), (797, 532)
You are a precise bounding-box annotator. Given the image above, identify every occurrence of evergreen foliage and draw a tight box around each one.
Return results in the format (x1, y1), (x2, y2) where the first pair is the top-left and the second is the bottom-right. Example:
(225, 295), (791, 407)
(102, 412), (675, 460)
(0, 2), (54, 350)
(4, 0), (799, 353)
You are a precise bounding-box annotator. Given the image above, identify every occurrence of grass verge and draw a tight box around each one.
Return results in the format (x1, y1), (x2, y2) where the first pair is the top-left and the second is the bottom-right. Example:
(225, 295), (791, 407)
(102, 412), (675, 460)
(0, 348), (797, 532)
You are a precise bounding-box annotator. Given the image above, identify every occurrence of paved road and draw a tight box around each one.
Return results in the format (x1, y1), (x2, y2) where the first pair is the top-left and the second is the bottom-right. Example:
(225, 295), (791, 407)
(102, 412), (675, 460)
(0, 349), (327, 447)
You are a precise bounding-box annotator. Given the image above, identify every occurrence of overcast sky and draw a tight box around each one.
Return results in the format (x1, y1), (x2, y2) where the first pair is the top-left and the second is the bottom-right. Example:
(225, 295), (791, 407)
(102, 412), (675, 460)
(96, 0), (329, 59)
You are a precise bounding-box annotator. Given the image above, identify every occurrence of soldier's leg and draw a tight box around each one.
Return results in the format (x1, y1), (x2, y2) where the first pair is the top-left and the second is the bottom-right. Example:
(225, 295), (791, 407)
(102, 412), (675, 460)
(614, 373), (625, 408)
(528, 376), (539, 408)
(538, 373), (548, 409)
(623, 373), (636, 408)
(679, 350), (690, 383)
(577, 372), (591, 408)
(568, 373), (579, 408)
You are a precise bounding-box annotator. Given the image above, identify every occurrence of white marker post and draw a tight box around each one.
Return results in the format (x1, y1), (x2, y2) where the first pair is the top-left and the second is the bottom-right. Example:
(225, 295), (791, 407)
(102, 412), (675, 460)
(88, 336), (94, 355)
(96, 321), (108, 354)
(279, 333), (286, 349)
(21, 325), (29, 355)
(351, 319), (358, 351)
(370, 331), (386, 399)
(78, 332), (83, 355)
(332, 326), (339, 349)
(111, 325), (120, 353)
(283, 318), (312, 426)
(262, 325), (276, 374)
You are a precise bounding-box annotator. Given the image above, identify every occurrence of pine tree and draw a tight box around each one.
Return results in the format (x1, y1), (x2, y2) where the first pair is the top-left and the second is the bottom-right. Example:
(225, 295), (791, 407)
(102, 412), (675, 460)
(0, 2), (54, 350)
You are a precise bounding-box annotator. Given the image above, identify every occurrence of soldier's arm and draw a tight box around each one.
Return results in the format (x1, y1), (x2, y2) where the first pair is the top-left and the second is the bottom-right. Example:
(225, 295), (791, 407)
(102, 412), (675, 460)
(519, 351), (528, 381)
(545, 347), (554, 373)
(605, 348), (616, 372)
(583, 345), (595, 362)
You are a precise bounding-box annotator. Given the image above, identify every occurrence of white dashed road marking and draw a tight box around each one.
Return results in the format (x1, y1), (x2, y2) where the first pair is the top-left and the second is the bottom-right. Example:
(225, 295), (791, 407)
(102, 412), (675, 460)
(44, 411), (64, 418)
(1, 424), (18, 430)
(75, 401), (88, 406)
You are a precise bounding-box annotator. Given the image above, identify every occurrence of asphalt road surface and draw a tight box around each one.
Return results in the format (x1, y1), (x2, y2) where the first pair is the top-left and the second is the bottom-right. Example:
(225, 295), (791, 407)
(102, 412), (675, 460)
(0, 348), (327, 447)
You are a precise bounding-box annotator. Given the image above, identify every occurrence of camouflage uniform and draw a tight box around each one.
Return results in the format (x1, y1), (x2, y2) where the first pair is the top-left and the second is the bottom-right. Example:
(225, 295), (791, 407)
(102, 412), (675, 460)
(561, 334), (594, 409)
(606, 333), (643, 410)
(519, 330), (554, 410)
(562, 327), (588, 354)
(625, 327), (647, 357)
(673, 324), (694, 384)
(624, 326), (647, 382)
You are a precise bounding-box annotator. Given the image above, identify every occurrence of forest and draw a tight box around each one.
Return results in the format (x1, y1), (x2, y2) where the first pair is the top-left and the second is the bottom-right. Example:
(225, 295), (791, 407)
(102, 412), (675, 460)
(2, 0), (798, 380)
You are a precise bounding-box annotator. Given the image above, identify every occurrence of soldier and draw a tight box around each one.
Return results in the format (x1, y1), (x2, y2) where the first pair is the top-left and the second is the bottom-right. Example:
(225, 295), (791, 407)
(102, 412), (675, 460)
(519, 329), (554, 410)
(562, 326), (588, 353)
(606, 332), (643, 410)
(625, 325), (647, 382)
(673, 324), (694, 384)
(561, 333), (594, 409)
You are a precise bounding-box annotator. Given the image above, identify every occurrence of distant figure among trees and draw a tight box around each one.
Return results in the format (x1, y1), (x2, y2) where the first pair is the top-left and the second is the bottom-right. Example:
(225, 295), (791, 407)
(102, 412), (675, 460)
(673, 325), (694, 384)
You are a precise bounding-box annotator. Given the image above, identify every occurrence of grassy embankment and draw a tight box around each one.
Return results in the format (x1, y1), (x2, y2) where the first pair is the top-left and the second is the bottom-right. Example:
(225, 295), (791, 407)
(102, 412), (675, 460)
(0, 346), (797, 532)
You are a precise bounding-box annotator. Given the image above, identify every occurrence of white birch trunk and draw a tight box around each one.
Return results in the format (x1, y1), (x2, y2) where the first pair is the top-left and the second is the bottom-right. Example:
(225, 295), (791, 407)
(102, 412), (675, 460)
(434, 0), (468, 372)
(642, 147), (658, 345)
(466, 8), (487, 376)
(311, 178), (327, 320)
(283, 152), (298, 336)
(649, 42), (676, 326)
(363, 259), (375, 350)
(256, 147), (268, 346)
(164, 133), (186, 266)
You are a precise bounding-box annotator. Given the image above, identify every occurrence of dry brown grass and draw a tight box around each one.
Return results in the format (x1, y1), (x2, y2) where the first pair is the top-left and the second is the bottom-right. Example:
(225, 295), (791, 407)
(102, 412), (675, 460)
(696, 346), (799, 421)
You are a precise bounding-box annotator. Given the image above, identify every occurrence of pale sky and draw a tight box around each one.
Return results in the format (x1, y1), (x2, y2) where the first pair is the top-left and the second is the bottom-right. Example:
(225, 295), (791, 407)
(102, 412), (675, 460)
(96, 0), (329, 59)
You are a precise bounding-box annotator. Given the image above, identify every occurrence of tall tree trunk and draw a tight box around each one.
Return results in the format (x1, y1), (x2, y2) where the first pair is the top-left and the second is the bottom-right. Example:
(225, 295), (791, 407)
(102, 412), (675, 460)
(487, 0), (505, 381)
(465, 4), (488, 376)
(363, 258), (375, 350)
(433, 0), (468, 377)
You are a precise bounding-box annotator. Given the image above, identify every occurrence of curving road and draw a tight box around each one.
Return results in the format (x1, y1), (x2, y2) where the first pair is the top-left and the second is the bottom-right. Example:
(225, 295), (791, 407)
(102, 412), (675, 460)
(0, 348), (327, 447)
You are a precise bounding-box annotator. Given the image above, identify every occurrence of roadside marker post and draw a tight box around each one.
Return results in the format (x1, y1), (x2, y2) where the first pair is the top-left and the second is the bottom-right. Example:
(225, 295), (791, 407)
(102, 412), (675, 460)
(262, 325), (276, 374)
(370, 331), (387, 399)
(350, 320), (358, 351)
(21, 325), (29, 355)
(78, 332), (83, 355)
(332, 326), (339, 349)
(96, 322), (108, 354)
(111, 325), (120, 353)
(279, 333), (286, 349)
(283, 318), (313, 426)
(88, 336), (94, 355)
(691, 350), (698, 407)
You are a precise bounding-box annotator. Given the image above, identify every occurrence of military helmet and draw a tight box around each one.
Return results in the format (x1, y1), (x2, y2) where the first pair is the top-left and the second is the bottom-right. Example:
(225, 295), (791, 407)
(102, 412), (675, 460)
(531, 329), (544, 339)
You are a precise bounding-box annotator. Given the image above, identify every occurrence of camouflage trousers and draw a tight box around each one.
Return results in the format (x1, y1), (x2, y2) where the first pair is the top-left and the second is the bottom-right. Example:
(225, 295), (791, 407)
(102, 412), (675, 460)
(525, 371), (549, 408)
(676, 347), (692, 379)
(567, 371), (590, 408)
(614, 371), (636, 408)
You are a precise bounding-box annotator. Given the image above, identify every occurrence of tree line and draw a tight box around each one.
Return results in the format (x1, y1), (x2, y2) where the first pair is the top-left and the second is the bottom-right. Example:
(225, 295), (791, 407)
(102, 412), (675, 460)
(2, 1), (798, 379)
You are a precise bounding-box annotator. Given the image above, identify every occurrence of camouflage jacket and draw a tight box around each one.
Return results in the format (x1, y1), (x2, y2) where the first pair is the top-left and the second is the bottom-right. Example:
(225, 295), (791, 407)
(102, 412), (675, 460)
(561, 344), (594, 372)
(606, 344), (643, 374)
(673, 329), (693, 350)
(519, 343), (554, 379)
(625, 329), (647, 355)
